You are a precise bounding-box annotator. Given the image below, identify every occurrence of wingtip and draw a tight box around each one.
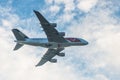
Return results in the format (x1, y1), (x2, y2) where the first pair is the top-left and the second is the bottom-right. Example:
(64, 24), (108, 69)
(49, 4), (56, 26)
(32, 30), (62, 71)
(13, 47), (18, 51)
(12, 29), (19, 32)
(13, 49), (16, 51)
(33, 10), (38, 13)
(35, 64), (43, 67)
(12, 28), (16, 31)
(33, 10), (36, 12)
(35, 65), (41, 67)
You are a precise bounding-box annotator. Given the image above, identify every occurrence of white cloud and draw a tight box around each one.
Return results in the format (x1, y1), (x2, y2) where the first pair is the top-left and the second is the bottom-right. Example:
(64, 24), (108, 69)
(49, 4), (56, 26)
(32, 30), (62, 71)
(61, 0), (75, 12)
(0, 0), (120, 80)
(45, 0), (54, 4)
(0, 4), (81, 80)
(59, 12), (75, 23)
(43, 0), (76, 25)
(93, 74), (109, 80)
(56, 0), (75, 12)
(65, 0), (120, 79)
(96, 30), (120, 68)
(77, 0), (98, 12)
(49, 5), (60, 13)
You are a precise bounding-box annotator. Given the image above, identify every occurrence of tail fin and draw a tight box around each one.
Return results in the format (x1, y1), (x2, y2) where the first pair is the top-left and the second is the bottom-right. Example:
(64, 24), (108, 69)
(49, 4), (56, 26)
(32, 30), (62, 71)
(12, 29), (28, 41)
(12, 29), (28, 50)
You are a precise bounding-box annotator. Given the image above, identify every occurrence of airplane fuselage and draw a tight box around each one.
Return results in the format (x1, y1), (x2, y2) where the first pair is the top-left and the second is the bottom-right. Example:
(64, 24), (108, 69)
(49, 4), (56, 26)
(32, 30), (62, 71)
(16, 38), (88, 49)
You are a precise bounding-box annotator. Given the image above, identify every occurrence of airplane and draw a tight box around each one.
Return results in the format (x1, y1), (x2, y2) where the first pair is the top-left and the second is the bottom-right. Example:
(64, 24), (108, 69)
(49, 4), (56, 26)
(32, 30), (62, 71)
(12, 10), (88, 66)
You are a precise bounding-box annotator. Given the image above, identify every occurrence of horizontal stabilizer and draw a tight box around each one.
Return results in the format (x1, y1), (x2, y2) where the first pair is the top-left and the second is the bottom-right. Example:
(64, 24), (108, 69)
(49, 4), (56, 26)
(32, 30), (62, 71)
(14, 43), (23, 50)
(14, 43), (23, 51)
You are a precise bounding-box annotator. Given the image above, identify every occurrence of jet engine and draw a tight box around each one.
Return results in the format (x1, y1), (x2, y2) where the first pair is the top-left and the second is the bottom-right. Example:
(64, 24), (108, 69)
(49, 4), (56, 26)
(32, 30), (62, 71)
(59, 32), (65, 36)
(49, 59), (57, 63)
(57, 53), (65, 57)
(50, 23), (57, 27)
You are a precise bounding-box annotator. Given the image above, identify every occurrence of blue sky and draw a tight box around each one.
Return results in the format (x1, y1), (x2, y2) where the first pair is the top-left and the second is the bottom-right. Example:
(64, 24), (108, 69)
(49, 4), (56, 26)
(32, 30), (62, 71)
(0, 0), (45, 18)
(0, 0), (120, 80)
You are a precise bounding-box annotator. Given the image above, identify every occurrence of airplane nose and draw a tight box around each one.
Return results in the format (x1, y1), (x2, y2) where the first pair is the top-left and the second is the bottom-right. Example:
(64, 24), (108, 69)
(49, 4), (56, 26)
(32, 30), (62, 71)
(84, 41), (88, 45)
(79, 38), (88, 45)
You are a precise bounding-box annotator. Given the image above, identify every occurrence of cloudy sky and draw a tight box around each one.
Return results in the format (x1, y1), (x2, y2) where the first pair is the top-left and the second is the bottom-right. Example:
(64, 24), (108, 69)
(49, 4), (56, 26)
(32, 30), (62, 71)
(0, 0), (120, 80)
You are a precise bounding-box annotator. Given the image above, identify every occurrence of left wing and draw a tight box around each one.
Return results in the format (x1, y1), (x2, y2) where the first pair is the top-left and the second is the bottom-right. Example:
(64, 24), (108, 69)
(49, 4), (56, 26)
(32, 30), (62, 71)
(36, 48), (64, 66)
(34, 10), (67, 43)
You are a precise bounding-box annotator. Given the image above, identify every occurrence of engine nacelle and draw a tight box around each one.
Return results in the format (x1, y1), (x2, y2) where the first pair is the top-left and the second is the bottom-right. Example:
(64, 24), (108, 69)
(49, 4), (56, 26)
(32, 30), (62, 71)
(59, 32), (65, 36)
(49, 59), (57, 63)
(50, 23), (57, 27)
(57, 53), (65, 57)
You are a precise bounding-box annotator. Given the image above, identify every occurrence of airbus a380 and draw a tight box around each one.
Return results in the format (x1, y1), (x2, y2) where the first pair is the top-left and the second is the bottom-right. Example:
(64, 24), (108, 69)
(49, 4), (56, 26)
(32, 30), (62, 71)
(12, 10), (88, 66)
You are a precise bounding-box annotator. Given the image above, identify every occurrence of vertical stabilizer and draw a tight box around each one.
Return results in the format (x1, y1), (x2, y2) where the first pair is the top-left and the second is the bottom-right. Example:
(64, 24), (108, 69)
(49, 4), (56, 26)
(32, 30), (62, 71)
(12, 29), (28, 41)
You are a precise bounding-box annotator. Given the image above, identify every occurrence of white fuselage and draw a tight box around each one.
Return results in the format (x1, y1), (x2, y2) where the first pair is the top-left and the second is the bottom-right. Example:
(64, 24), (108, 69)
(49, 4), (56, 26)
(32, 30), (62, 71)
(16, 38), (88, 49)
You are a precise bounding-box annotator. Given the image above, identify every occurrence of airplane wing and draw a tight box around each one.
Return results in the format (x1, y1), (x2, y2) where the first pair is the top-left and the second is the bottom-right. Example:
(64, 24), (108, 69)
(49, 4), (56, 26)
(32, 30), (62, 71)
(36, 48), (64, 66)
(34, 10), (67, 43)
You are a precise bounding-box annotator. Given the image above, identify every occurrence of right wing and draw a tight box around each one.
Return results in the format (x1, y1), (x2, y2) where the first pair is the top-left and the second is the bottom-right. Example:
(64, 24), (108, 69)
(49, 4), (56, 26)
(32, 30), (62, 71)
(36, 48), (64, 66)
(34, 10), (67, 43)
